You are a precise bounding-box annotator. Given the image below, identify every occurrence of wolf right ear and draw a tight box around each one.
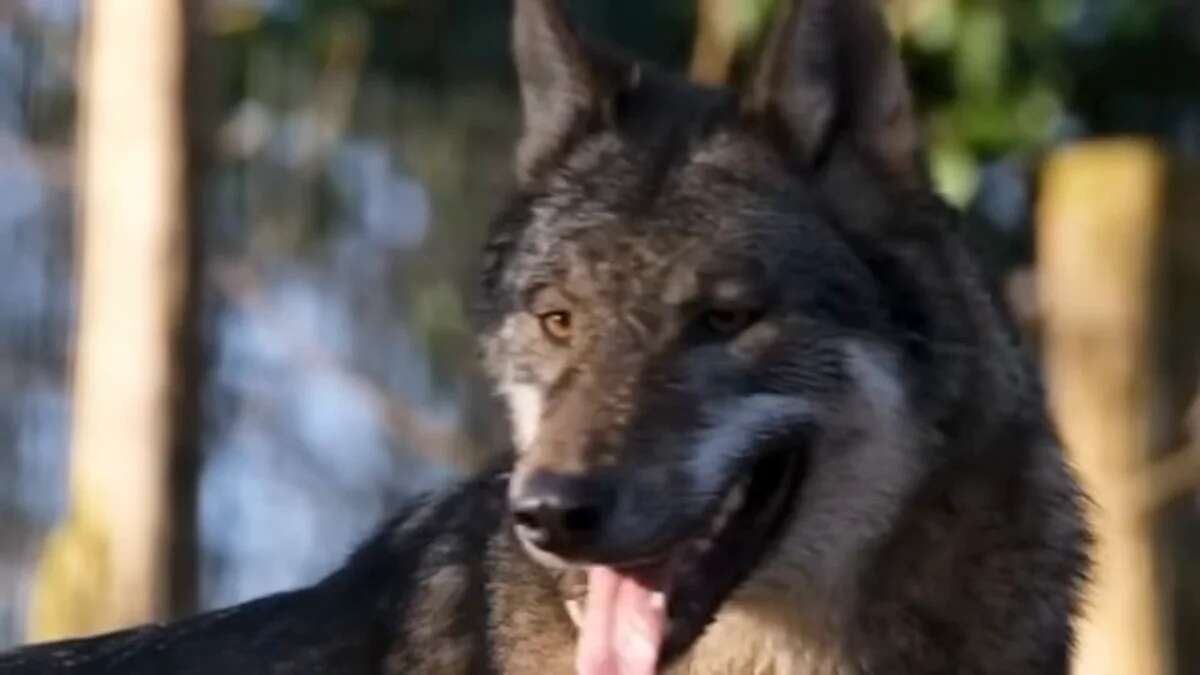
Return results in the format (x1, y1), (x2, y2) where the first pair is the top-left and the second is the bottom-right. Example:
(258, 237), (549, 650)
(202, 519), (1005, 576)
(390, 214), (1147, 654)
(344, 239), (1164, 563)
(744, 0), (922, 187)
(512, 0), (600, 184)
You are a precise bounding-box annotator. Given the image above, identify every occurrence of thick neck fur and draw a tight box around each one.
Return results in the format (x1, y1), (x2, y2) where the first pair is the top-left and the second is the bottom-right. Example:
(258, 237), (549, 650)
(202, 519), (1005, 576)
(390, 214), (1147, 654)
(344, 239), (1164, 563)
(657, 433), (1084, 675)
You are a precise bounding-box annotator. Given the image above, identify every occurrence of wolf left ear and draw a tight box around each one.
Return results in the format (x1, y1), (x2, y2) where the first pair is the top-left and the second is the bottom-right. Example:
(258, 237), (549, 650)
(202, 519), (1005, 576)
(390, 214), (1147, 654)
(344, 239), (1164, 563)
(744, 0), (922, 187)
(512, 0), (599, 184)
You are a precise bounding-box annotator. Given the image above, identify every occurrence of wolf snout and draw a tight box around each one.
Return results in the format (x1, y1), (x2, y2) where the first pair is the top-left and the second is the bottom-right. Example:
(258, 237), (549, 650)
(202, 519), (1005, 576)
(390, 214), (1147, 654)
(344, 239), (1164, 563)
(509, 470), (617, 559)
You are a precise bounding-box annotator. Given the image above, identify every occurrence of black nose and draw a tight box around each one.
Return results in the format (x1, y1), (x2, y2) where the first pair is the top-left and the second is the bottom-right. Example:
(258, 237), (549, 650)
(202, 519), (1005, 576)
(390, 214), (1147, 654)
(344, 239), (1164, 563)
(510, 471), (614, 558)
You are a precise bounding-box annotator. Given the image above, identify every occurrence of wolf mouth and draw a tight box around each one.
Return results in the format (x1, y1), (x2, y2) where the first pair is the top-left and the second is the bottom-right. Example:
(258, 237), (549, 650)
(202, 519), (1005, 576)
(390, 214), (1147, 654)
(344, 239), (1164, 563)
(567, 443), (808, 671)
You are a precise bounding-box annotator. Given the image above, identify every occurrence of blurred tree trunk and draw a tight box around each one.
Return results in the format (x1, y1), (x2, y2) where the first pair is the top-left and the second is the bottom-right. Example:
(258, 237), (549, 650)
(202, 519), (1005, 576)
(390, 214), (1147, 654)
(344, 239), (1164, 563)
(1037, 139), (1171, 675)
(690, 0), (740, 85)
(28, 0), (201, 639)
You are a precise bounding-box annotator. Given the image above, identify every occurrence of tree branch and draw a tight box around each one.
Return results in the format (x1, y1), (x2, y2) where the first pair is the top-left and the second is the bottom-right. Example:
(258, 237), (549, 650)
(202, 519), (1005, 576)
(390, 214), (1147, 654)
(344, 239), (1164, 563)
(1132, 394), (1200, 516)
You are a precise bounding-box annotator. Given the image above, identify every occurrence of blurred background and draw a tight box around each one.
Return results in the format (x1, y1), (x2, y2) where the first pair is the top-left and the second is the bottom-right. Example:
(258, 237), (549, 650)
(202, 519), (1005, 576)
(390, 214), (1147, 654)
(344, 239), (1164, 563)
(0, 0), (1197, 673)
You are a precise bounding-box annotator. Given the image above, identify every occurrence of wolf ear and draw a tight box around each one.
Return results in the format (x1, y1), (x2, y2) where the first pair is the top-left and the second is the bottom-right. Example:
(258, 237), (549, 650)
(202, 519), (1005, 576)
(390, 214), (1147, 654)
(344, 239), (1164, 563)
(744, 0), (921, 187)
(512, 0), (598, 184)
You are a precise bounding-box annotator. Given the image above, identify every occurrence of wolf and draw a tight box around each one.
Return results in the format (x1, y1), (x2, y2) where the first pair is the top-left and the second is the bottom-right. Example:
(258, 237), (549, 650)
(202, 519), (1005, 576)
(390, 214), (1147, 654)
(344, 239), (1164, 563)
(0, 0), (1089, 673)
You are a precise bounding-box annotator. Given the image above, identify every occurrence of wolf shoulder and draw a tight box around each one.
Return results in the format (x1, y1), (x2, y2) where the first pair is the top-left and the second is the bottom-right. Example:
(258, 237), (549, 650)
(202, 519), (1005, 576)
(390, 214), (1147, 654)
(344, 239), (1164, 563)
(0, 476), (516, 675)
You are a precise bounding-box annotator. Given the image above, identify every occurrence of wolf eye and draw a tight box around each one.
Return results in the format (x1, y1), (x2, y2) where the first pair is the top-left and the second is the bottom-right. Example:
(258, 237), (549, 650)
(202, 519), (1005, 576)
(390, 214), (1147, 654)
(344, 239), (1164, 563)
(538, 310), (573, 342)
(703, 309), (755, 335)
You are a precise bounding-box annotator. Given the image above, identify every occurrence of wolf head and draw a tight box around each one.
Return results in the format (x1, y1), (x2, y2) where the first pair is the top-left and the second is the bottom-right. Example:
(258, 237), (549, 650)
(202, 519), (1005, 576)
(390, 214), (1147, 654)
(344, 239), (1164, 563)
(478, 0), (1032, 667)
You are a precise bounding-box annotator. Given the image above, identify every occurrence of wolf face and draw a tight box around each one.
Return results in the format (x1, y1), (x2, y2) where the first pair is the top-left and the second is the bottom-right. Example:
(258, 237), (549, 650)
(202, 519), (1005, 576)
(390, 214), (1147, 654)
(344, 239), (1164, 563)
(478, 0), (1059, 669)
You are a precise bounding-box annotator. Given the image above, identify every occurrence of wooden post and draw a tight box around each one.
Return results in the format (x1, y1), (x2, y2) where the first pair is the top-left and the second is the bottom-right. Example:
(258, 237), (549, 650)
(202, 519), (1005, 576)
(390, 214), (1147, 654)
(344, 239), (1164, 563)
(1036, 139), (1170, 675)
(690, 0), (740, 85)
(29, 0), (191, 639)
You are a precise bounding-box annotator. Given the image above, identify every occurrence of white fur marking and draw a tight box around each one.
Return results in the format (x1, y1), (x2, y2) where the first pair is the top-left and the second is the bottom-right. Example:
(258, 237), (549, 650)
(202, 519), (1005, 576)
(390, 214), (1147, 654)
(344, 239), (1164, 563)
(504, 382), (544, 451)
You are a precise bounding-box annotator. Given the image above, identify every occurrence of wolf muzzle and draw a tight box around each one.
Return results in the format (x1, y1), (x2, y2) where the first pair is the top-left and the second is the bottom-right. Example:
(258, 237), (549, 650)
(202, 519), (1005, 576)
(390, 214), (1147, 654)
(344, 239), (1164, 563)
(510, 469), (619, 560)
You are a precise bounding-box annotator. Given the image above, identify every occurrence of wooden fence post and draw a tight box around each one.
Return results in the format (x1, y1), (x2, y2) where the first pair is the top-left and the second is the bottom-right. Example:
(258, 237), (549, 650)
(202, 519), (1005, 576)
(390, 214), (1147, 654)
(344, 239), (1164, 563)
(690, 0), (740, 85)
(1037, 139), (1170, 675)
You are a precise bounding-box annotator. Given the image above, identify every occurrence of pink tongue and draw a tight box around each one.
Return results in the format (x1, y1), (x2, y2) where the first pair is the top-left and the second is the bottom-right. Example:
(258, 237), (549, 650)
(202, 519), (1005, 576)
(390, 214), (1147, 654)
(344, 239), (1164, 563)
(575, 567), (666, 675)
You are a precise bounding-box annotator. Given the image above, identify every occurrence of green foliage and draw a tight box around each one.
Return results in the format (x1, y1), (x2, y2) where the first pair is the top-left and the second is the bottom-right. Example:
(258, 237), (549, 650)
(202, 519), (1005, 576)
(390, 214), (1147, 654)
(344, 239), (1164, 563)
(897, 0), (1200, 205)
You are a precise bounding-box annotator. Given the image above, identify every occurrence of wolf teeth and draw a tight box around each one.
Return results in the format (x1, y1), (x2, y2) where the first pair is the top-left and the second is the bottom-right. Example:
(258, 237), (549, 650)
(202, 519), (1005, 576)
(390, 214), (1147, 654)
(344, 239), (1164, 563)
(708, 480), (748, 537)
(709, 511), (730, 537)
(565, 599), (585, 629)
(649, 592), (666, 610)
(726, 481), (747, 514)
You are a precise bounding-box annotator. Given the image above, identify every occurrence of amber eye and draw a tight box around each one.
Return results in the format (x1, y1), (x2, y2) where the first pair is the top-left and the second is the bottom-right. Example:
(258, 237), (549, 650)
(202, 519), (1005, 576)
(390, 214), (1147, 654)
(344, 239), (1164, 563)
(704, 309), (755, 335)
(538, 310), (573, 342)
